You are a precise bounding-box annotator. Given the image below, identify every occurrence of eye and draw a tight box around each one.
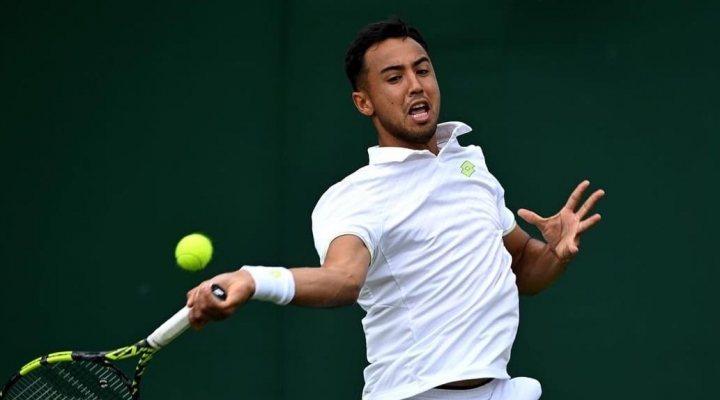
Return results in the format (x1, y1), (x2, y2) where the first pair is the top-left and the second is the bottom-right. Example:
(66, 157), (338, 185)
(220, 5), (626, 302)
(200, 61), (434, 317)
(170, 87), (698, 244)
(387, 76), (401, 83)
(417, 69), (429, 76)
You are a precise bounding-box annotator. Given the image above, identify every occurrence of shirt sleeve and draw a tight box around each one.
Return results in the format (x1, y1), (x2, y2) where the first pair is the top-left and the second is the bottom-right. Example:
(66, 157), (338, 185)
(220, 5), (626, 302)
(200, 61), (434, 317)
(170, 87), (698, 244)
(472, 144), (516, 236)
(311, 181), (382, 265)
(495, 179), (517, 236)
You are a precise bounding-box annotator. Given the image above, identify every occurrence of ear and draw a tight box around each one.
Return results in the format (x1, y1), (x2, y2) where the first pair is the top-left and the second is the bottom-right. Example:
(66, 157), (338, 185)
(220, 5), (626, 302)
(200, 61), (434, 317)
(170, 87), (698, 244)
(352, 90), (374, 117)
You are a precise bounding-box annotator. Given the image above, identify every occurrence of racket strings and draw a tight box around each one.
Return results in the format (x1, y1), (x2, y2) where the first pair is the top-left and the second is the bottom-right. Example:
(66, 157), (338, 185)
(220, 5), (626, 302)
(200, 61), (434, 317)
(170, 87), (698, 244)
(4, 361), (131, 400)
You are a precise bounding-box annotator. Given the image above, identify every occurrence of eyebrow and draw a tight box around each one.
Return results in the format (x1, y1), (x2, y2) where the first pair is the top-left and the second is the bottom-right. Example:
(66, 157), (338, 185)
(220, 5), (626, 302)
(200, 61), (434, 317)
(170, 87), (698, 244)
(380, 56), (430, 75)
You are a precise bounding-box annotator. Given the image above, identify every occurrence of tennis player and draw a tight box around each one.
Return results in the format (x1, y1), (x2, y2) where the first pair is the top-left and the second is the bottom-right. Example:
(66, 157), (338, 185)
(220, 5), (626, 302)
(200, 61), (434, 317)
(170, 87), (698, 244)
(187, 17), (604, 400)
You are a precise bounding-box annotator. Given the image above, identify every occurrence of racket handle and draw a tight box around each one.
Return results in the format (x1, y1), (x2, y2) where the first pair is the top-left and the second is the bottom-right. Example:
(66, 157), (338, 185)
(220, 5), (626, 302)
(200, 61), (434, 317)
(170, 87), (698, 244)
(146, 284), (227, 349)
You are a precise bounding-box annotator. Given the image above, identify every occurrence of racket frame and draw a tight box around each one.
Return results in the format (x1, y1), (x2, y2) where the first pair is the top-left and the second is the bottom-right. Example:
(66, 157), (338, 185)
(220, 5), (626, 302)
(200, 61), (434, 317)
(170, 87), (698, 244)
(0, 283), (226, 399)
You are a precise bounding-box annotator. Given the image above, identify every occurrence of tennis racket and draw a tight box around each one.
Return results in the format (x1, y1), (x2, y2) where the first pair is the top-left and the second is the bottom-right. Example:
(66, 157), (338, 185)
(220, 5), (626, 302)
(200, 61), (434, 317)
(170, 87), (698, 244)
(0, 283), (227, 400)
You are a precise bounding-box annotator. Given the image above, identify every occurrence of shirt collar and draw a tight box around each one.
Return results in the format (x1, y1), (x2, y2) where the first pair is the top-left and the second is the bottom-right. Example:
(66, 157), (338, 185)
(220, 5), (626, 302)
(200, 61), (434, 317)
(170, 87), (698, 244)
(367, 121), (473, 165)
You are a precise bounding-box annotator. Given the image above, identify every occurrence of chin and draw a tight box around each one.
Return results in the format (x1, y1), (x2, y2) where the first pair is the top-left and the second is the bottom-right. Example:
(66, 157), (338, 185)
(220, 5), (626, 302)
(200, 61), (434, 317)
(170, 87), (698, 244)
(381, 117), (438, 144)
(405, 133), (434, 145)
(410, 123), (437, 143)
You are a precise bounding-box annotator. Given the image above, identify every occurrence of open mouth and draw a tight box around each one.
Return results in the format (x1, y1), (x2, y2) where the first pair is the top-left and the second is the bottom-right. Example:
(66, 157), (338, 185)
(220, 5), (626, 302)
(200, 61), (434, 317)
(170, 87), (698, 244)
(409, 102), (430, 123)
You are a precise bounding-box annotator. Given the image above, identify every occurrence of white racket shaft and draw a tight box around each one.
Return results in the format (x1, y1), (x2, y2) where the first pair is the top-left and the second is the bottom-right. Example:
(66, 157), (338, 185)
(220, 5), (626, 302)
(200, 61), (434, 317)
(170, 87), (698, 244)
(146, 284), (227, 349)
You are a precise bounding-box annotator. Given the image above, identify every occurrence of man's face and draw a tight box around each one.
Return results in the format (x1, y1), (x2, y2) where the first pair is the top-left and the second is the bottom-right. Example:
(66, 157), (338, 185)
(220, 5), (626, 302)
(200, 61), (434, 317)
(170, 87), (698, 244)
(354, 37), (441, 145)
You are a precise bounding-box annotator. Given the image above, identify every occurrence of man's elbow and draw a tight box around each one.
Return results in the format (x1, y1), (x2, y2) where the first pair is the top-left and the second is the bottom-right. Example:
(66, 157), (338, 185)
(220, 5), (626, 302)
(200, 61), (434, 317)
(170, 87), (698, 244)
(336, 280), (362, 306)
(517, 280), (543, 296)
(519, 286), (542, 296)
(322, 269), (363, 308)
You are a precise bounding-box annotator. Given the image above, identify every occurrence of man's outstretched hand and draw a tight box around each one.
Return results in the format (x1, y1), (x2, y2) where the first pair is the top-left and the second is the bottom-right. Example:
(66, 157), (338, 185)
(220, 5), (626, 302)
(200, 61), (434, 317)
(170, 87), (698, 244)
(518, 180), (605, 262)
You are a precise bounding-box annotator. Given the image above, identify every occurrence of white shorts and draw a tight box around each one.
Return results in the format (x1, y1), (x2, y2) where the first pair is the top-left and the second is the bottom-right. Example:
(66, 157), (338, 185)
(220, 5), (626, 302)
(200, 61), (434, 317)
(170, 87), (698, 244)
(405, 377), (542, 400)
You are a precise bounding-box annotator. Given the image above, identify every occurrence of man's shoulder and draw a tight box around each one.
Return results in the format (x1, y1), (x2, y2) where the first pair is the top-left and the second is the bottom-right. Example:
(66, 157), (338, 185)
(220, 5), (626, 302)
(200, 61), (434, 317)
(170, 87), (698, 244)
(312, 166), (375, 214)
(324, 164), (377, 192)
(337, 168), (372, 191)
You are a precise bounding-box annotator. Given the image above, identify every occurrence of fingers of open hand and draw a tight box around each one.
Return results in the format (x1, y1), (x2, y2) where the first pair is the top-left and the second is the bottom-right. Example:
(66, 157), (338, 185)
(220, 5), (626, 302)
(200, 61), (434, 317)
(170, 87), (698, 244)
(549, 236), (579, 263)
(564, 180), (591, 210)
(517, 208), (544, 226)
(568, 239), (580, 255)
(579, 213), (602, 233)
(576, 188), (605, 219)
(565, 181), (604, 232)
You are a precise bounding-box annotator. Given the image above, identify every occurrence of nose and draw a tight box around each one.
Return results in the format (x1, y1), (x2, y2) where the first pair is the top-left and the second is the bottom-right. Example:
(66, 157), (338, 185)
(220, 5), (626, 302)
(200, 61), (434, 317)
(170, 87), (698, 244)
(408, 72), (423, 96)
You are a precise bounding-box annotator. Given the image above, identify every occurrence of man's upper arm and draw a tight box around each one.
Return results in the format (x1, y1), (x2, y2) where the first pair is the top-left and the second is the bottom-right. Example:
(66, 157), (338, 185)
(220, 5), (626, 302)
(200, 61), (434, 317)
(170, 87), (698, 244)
(503, 224), (531, 269)
(323, 234), (372, 288)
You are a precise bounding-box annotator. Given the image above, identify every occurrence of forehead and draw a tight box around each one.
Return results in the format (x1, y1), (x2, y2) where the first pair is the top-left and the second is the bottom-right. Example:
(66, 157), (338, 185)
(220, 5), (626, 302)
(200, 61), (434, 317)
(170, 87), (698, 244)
(364, 37), (429, 72)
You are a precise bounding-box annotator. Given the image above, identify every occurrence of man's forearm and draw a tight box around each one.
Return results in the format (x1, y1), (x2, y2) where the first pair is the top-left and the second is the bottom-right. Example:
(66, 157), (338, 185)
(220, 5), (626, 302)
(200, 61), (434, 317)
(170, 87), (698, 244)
(288, 266), (363, 308)
(513, 238), (571, 295)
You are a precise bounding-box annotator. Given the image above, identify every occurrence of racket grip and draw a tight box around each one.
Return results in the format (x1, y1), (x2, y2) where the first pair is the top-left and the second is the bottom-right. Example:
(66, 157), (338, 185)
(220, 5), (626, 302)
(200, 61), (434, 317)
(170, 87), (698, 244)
(146, 284), (227, 349)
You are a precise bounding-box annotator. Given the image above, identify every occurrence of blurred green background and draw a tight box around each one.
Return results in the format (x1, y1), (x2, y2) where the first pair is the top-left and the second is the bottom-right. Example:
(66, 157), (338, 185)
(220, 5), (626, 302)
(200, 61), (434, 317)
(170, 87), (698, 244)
(1, 1), (718, 399)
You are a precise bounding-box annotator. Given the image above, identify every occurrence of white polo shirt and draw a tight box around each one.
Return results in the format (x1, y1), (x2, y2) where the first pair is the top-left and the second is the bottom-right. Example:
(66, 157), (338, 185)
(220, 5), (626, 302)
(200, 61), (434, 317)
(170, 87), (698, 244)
(311, 121), (520, 400)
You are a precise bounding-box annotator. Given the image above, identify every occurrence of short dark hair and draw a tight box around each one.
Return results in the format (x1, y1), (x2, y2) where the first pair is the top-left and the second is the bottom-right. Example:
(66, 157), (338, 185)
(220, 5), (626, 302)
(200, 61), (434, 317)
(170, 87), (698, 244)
(344, 16), (429, 91)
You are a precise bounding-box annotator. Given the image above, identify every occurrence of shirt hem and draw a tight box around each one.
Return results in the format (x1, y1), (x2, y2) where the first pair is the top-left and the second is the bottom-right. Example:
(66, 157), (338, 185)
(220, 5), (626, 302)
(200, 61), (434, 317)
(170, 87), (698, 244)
(362, 367), (510, 400)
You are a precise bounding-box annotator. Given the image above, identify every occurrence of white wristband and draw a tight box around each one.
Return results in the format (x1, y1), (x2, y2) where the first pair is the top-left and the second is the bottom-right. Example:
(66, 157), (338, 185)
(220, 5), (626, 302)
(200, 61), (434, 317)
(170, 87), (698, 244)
(240, 266), (296, 305)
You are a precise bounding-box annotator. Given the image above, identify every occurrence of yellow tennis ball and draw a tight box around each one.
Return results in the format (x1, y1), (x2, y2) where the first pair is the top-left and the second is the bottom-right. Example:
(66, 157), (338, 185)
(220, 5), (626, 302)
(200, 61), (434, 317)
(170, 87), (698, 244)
(175, 233), (213, 271)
